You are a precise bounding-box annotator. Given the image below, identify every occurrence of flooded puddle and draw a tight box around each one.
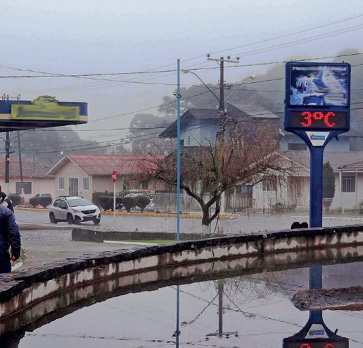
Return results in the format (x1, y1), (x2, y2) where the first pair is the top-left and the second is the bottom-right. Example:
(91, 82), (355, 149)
(9, 261), (363, 347)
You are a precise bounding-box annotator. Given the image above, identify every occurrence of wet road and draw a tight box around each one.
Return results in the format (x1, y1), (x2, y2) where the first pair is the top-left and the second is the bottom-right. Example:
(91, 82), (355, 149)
(14, 208), (363, 271)
(15, 208), (363, 238)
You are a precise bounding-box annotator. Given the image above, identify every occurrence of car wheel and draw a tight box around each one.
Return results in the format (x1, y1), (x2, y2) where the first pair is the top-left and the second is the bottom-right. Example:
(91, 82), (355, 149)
(93, 218), (100, 225)
(67, 214), (74, 225)
(49, 212), (57, 224)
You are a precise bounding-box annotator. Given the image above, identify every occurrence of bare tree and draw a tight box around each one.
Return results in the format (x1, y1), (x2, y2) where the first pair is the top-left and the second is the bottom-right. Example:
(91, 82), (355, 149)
(137, 123), (293, 229)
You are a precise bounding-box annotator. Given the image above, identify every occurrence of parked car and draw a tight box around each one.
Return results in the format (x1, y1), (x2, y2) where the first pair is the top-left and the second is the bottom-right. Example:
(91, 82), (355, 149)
(29, 193), (52, 208)
(49, 196), (101, 224)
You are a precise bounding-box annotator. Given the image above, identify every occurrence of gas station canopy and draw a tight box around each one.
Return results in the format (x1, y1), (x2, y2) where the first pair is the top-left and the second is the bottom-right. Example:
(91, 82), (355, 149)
(0, 96), (88, 132)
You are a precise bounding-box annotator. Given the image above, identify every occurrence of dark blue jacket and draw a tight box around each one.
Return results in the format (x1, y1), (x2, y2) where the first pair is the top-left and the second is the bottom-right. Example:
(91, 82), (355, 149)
(0, 205), (20, 259)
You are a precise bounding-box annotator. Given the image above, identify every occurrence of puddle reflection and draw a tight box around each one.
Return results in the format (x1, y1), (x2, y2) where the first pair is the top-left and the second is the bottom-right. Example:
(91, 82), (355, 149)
(16, 267), (309, 347)
(3, 261), (363, 347)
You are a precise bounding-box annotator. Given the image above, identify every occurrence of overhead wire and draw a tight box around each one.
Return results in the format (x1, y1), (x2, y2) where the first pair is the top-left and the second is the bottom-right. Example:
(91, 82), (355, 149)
(2, 13), (363, 149)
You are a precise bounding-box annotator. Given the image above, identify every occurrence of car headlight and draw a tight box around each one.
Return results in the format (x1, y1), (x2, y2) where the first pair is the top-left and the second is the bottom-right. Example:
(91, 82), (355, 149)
(73, 209), (80, 214)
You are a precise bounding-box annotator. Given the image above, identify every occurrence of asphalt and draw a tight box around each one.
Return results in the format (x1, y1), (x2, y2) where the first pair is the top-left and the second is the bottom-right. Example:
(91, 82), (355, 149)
(11, 207), (363, 273)
(12, 223), (144, 273)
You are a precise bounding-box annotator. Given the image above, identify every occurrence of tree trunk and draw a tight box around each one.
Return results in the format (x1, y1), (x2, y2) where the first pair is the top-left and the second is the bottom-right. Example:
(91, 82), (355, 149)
(202, 206), (210, 227)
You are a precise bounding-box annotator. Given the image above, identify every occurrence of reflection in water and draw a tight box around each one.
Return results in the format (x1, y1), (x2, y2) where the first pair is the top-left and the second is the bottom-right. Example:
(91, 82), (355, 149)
(8, 262), (363, 347)
(17, 269), (308, 347)
(283, 267), (349, 348)
(174, 285), (180, 348)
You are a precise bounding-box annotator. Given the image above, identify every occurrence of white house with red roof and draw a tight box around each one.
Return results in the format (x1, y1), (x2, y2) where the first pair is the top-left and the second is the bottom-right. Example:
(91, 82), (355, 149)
(46, 154), (164, 202)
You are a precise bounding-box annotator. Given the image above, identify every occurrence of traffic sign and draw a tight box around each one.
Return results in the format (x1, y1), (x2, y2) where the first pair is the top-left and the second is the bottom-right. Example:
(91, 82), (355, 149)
(112, 170), (117, 183)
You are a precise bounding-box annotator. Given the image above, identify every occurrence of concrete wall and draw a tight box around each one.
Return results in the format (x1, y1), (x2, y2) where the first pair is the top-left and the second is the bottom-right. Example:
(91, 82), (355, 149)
(2, 224), (363, 336)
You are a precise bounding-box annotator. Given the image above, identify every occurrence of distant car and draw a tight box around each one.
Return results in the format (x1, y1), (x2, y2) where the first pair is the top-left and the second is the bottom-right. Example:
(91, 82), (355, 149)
(49, 196), (101, 225)
(29, 193), (53, 208)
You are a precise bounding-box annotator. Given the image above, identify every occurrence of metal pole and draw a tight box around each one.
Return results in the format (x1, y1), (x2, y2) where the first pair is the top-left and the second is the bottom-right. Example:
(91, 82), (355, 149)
(18, 132), (24, 196)
(219, 57), (225, 130)
(218, 281), (223, 337)
(113, 181), (116, 229)
(176, 59), (181, 242)
(5, 132), (10, 194)
(175, 285), (180, 347)
(309, 146), (324, 228)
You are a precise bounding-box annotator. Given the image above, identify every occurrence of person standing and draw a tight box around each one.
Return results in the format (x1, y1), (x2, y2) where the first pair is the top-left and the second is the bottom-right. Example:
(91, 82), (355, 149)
(0, 192), (14, 213)
(0, 205), (21, 273)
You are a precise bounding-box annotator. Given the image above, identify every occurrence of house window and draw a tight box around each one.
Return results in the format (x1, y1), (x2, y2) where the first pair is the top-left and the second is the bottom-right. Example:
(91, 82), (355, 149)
(342, 174), (355, 192)
(59, 177), (64, 190)
(288, 143), (307, 150)
(187, 135), (191, 146)
(16, 182), (32, 194)
(240, 186), (252, 194)
(83, 177), (90, 191)
(262, 176), (277, 192)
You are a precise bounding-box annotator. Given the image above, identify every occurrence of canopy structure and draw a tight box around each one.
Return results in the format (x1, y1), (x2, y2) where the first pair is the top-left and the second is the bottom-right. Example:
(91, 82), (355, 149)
(0, 96), (87, 132)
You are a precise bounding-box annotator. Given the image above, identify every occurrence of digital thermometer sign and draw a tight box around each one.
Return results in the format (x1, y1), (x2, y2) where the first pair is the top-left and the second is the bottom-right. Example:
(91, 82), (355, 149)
(282, 318), (349, 348)
(284, 62), (350, 133)
(288, 110), (348, 130)
(284, 338), (349, 348)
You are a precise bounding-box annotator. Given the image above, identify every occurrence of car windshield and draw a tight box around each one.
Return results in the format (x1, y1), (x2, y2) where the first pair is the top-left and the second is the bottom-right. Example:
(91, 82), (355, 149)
(66, 198), (93, 207)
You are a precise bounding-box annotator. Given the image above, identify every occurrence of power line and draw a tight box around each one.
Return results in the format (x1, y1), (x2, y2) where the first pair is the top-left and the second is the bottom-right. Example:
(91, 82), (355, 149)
(205, 13), (363, 58)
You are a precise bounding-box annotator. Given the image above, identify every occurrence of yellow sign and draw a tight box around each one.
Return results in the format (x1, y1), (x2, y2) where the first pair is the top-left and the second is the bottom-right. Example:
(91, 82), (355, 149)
(11, 96), (80, 121)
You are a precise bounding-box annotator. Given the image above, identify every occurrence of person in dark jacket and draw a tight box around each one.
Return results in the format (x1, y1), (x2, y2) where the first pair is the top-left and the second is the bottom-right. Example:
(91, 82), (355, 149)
(0, 205), (21, 273)
(0, 192), (14, 213)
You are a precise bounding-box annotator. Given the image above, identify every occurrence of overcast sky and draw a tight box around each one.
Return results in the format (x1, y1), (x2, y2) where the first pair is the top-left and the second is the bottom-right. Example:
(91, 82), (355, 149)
(1, 0), (363, 144)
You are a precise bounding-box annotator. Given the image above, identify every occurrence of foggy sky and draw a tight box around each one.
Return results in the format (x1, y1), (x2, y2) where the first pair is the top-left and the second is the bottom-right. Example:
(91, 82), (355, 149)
(1, 0), (363, 144)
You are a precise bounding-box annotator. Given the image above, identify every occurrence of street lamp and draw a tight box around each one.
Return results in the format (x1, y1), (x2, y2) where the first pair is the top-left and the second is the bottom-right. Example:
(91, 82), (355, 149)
(182, 69), (256, 137)
(182, 69), (220, 104)
(224, 74), (256, 103)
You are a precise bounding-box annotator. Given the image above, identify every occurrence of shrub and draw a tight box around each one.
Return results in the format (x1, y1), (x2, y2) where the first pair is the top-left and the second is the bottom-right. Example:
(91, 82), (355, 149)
(92, 192), (122, 211)
(120, 196), (135, 212)
(134, 195), (150, 213)
(92, 193), (150, 212)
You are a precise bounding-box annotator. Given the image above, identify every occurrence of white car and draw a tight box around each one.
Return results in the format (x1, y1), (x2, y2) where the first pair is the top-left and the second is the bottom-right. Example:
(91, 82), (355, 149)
(49, 196), (101, 225)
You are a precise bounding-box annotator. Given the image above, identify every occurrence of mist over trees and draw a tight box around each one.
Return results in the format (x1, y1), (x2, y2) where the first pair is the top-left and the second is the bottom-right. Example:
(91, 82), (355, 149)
(1, 127), (106, 163)
(128, 113), (175, 154)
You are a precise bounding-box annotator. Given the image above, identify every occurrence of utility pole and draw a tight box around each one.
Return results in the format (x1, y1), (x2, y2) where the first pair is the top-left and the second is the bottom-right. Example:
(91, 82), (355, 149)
(1, 94), (21, 194)
(207, 56), (239, 142)
(17, 131), (24, 196)
(207, 56), (239, 215)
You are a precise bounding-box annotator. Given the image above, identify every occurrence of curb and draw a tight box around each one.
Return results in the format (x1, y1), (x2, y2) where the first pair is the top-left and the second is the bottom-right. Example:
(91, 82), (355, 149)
(15, 206), (232, 219)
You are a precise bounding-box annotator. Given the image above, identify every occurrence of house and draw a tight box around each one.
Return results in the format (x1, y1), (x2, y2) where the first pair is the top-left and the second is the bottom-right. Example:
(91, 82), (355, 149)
(0, 158), (54, 201)
(159, 100), (363, 212)
(159, 102), (280, 146)
(255, 150), (363, 212)
(334, 159), (363, 211)
(46, 154), (164, 201)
